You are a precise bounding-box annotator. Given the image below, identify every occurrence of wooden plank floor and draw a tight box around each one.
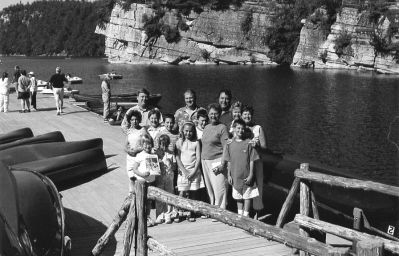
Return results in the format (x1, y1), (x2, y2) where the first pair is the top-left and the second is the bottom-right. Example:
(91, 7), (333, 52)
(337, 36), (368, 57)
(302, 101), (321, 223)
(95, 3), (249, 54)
(0, 93), (293, 255)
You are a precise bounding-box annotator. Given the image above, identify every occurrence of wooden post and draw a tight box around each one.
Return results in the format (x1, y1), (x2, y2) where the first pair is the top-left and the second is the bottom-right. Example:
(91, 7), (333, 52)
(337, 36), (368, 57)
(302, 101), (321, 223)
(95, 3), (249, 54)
(353, 207), (363, 232)
(356, 240), (384, 256)
(299, 163), (310, 256)
(121, 194), (137, 256)
(275, 177), (300, 227)
(135, 180), (148, 256)
(310, 190), (326, 243)
(91, 195), (132, 256)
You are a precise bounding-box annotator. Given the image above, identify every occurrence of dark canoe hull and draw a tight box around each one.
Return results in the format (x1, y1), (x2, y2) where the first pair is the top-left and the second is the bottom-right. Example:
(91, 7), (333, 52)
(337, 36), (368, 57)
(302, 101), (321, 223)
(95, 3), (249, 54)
(0, 164), (66, 255)
(72, 93), (162, 106)
(0, 131), (65, 151)
(0, 138), (103, 166)
(261, 150), (399, 235)
(10, 148), (107, 189)
(0, 128), (33, 145)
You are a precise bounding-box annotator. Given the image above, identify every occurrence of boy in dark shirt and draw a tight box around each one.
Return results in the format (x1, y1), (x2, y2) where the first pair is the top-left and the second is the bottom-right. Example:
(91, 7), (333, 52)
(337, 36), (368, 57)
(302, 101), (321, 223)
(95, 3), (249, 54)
(223, 119), (259, 217)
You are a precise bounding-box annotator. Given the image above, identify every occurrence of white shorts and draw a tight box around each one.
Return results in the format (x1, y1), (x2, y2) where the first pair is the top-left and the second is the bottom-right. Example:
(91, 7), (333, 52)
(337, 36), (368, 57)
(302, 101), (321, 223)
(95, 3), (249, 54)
(232, 185), (259, 200)
(53, 87), (64, 99)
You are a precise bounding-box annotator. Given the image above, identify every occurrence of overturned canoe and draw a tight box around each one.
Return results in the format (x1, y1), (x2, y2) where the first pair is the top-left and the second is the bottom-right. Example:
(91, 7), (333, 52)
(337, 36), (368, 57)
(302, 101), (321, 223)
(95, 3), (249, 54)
(0, 128), (33, 145)
(0, 138), (103, 166)
(10, 148), (107, 188)
(0, 164), (68, 255)
(0, 131), (65, 151)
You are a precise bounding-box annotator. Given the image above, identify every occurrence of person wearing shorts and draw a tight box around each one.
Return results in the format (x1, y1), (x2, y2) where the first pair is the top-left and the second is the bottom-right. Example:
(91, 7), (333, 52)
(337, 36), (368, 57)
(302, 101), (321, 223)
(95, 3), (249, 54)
(49, 66), (68, 115)
(223, 119), (259, 217)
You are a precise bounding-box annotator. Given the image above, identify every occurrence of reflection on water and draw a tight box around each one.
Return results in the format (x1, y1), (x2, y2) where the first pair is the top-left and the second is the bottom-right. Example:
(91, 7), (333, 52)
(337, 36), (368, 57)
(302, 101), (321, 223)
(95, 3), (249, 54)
(1, 57), (398, 185)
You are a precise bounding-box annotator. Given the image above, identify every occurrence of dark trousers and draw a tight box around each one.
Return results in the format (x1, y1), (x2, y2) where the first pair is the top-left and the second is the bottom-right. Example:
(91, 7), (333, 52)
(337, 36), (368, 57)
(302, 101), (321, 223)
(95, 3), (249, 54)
(30, 91), (37, 109)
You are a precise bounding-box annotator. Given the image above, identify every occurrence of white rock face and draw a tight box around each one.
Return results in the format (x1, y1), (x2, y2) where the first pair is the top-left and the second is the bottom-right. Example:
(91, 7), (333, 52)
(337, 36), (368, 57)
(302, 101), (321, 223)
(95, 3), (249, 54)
(292, 5), (399, 74)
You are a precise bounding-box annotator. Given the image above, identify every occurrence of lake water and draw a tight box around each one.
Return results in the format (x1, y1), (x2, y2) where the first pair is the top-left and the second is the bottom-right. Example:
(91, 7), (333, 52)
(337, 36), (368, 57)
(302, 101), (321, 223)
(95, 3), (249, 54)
(1, 56), (398, 185)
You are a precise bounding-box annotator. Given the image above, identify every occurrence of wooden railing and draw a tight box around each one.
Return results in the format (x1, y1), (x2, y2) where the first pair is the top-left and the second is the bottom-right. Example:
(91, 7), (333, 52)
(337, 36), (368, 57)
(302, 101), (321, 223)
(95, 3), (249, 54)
(90, 164), (399, 256)
(276, 163), (399, 256)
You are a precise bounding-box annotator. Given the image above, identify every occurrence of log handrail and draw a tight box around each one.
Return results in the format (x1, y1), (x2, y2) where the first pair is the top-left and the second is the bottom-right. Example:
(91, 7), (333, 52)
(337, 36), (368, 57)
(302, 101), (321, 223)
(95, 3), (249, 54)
(295, 169), (399, 198)
(147, 186), (347, 256)
(294, 214), (399, 254)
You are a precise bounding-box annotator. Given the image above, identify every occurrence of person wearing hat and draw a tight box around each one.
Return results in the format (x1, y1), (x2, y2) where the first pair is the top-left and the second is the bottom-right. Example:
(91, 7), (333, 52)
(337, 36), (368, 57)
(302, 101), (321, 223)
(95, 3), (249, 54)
(101, 74), (111, 122)
(49, 66), (68, 115)
(28, 71), (38, 111)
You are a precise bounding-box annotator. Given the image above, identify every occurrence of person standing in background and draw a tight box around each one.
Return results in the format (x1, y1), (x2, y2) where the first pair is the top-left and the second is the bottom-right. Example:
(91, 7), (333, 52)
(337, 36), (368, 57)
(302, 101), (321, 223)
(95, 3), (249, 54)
(28, 71), (38, 111)
(49, 66), (68, 115)
(17, 70), (30, 113)
(101, 74), (111, 122)
(0, 72), (10, 112)
(12, 65), (21, 93)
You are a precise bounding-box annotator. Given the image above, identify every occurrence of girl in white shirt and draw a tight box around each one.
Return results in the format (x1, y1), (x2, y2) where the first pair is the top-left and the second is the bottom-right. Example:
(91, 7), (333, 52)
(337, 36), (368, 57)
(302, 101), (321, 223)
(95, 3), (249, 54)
(0, 72), (10, 112)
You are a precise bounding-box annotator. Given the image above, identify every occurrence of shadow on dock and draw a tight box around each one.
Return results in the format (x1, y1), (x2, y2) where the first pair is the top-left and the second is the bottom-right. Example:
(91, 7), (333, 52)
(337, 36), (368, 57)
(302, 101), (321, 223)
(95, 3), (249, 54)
(65, 208), (117, 256)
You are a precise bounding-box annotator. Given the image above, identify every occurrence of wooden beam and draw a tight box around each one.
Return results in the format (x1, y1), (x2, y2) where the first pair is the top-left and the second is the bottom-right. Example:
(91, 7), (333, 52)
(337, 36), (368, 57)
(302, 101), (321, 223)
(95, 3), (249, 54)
(122, 193), (137, 256)
(295, 170), (399, 198)
(91, 194), (132, 256)
(294, 214), (399, 254)
(136, 180), (148, 256)
(300, 180), (310, 256)
(147, 237), (177, 256)
(356, 240), (384, 256)
(276, 177), (300, 228)
(147, 186), (347, 256)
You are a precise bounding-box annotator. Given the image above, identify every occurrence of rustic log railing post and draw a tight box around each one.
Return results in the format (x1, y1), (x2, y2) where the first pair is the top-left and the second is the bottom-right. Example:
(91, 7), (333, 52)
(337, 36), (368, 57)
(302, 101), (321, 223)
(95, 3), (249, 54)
(299, 163), (310, 256)
(91, 195), (132, 256)
(276, 177), (300, 227)
(136, 180), (148, 256)
(356, 240), (384, 256)
(122, 192), (137, 256)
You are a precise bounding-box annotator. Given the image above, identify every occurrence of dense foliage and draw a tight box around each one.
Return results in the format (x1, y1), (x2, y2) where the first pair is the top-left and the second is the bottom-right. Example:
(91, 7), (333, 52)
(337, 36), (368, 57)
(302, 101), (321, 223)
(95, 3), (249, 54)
(262, 0), (341, 65)
(0, 0), (105, 56)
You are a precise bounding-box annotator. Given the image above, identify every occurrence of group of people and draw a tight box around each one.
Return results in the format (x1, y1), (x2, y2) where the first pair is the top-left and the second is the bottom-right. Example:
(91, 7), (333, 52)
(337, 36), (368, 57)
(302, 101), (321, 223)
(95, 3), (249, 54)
(0, 65), (38, 113)
(0, 65), (69, 115)
(121, 88), (267, 226)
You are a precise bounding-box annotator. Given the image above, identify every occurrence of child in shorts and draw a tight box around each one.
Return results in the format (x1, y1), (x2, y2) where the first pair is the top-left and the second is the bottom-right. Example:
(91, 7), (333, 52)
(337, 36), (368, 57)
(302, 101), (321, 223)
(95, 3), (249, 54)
(223, 119), (259, 217)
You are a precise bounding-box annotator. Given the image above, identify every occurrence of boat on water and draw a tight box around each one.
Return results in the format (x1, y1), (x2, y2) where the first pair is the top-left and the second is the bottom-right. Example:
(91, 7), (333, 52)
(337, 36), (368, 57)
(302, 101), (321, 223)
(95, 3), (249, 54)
(99, 72), (123, 80)
(0, 163), (70, 255)
(66, 74), (82, 84)
(72, 93), (162, 106)
(37, 79), (48, 87)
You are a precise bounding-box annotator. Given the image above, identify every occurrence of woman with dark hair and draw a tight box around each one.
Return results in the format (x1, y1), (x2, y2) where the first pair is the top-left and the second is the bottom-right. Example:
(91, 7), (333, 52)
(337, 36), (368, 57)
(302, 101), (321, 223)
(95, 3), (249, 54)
(123, 110), (150, 157)
(0, 72), (10, 112)
(201, 103), (229, 212)
(241, 105), (267, 216)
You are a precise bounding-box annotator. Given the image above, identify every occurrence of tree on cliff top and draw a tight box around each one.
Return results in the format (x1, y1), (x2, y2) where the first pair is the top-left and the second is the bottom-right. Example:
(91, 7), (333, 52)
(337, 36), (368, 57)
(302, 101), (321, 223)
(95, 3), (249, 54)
(0, 0), (105, 56)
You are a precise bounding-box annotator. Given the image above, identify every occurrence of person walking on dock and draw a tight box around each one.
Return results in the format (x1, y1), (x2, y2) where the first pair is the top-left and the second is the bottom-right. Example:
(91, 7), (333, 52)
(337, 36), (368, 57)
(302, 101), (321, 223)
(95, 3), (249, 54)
(101, 74), (111, 122)
(49, 67), (68, 115)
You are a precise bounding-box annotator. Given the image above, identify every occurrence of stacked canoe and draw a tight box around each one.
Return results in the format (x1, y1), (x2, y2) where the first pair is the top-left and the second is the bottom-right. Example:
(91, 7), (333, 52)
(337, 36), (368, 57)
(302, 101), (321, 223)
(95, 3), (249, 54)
(0, 128), (107, 256)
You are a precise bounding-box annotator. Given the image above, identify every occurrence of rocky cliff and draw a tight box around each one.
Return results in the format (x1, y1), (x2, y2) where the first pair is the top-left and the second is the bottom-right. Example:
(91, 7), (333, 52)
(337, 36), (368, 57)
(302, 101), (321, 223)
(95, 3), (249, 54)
(292, 3), (399, 74)
(96, 1), (399, 73)
(95, 1), (276, 64)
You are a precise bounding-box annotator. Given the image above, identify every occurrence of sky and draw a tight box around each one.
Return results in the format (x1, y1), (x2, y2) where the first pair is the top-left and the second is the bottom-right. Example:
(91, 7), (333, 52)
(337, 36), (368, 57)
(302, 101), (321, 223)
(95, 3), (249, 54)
(0, 0), (34, 10)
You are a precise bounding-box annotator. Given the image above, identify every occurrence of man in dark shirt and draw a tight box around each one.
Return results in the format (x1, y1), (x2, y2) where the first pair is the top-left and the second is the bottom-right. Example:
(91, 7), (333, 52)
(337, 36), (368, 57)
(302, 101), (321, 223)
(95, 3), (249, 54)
(49, 66), (68, 115)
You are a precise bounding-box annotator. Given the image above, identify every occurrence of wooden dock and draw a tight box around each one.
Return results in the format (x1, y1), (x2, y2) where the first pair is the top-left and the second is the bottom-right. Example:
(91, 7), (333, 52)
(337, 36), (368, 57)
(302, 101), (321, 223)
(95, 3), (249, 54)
(0, 93), (293, 255)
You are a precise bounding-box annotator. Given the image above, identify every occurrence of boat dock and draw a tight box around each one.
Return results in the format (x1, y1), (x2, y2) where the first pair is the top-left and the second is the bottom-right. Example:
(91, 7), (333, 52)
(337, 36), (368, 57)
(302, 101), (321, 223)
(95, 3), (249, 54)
(0, 94), (295, 255)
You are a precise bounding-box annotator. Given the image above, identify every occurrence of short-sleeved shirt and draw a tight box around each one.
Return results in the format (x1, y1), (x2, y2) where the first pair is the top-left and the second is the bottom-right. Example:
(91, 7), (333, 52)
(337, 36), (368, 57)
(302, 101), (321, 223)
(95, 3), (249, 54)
(174, 106), (201, 128)
(223, 139), (259, 191)
(17, 75), (30, 92)
(201, 123), (228, 160)
(127, 151), (158, 183)
(49, 73), (68, 88)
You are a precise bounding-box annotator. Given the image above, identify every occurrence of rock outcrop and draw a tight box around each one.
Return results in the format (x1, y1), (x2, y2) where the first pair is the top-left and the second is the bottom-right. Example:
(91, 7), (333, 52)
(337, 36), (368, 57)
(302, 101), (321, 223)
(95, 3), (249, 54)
(95, 1), (277, 65)
(292, 3), (399, 74)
